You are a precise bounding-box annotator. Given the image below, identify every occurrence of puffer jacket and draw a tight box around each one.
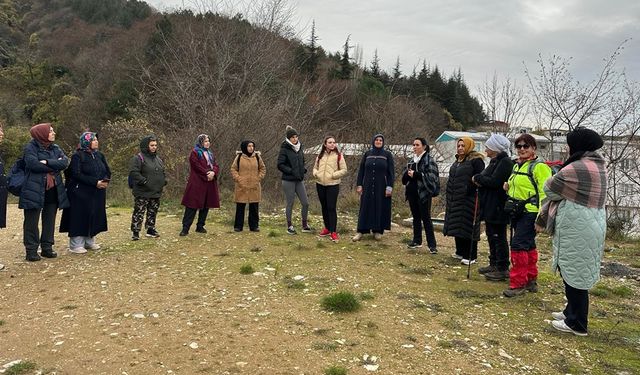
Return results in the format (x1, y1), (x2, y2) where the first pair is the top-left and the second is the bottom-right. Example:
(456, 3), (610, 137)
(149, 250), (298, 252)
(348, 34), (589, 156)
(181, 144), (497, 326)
(19, 139), (70, 210)
(277, 140), (306, 181)
(313, 151), (347, 186)
(443, 152), (485, 240)
(129, 136), (167, 199)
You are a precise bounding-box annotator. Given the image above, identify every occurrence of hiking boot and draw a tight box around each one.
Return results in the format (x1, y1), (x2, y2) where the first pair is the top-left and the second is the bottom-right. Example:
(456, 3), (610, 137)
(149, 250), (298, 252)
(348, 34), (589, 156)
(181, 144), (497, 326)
(407, 241), (422, 249)
(478, 265), (497, 274)
(132, 231), (140, 241)
(318, 228), (330, 237)
(40, 249), (58, 258)
(352, 233), (363, 241)
(461, 258), (477, 265)
(301, 225), (313, 233)
(69, 247), (88, 254)
(26, 250), (41, 262)
(146, 228), (160, 238)
(429, 247), (438, 254)
(195, 227), (207, 233)
(551, 311), (566, 321)
(551, 320), (588, 336)
(485, 270), (509, 281)
(503, 287), (526, 298)
(373, 233), (383, 241)
(287, 226), (297, 235)
(526, 280), (539, 293)
(330, 232), (340, 242)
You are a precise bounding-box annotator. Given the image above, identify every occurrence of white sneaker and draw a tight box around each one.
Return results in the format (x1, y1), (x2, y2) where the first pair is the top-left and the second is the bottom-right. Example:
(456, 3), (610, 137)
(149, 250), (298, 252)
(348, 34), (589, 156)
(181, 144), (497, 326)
(551, 311), (566, 321)
(352, 233), (363, 242)
(461, 259), (477, 265)
(551, 319), (587, 336)
(86, 244), (101, 251)
(373, 233), (383, 241)
(69, 247), (88, 254)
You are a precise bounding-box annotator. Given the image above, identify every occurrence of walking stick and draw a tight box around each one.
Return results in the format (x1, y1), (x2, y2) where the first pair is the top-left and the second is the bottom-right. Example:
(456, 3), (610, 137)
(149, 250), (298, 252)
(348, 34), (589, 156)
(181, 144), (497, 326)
(467, 188), (479, 280)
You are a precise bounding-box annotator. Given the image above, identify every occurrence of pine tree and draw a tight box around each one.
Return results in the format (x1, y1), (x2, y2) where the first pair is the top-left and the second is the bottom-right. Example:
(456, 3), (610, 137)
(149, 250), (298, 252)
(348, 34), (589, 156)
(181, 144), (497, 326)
(370, 49), (380, 79)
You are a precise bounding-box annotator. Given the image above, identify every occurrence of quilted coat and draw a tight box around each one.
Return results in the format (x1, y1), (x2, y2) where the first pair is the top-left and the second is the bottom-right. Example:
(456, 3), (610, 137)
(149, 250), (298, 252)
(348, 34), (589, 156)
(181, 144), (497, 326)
(230, 151), (266, 203)
(19, 139), (70, 210)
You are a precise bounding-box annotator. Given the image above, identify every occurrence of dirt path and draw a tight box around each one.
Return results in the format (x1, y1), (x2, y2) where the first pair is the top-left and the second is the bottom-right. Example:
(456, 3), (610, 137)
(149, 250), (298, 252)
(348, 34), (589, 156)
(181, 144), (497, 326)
(1, 204), (639, 374)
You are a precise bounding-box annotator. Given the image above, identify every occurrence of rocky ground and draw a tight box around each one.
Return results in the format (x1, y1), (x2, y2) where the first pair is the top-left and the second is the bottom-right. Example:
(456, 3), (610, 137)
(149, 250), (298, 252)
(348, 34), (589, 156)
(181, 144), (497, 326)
(0, 204), (639, 375)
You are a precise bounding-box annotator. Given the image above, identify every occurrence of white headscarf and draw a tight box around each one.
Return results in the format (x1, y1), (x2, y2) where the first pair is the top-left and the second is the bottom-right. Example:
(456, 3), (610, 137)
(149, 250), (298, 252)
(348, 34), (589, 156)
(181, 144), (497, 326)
(485, 134), (510, 155)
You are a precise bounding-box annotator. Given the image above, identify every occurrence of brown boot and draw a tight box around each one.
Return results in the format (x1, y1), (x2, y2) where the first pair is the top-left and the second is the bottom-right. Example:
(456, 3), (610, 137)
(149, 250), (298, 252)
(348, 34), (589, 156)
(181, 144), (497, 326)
(503, 287), (526, 298)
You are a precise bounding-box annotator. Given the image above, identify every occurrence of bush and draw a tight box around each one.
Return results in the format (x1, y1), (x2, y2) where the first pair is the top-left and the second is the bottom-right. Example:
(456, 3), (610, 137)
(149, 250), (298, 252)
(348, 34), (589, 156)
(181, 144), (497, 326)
(321, 291), (361, 313)
(239, 264), (254, 274)
(324, 365), (348, 375)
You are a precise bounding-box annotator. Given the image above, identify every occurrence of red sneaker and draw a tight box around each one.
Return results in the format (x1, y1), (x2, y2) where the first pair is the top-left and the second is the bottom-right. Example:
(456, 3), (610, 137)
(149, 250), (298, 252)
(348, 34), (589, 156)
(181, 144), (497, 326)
(330, 232), (340, 242)
(318, 228), (330, 237)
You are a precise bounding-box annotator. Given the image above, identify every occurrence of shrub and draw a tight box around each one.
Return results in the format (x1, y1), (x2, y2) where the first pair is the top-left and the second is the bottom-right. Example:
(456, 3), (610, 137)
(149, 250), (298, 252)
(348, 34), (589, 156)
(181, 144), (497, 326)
(240, 264), (255, 274)
(6, 361), (37, 375)
(321, 292), (361, 313)
(324, 365), (348, 375)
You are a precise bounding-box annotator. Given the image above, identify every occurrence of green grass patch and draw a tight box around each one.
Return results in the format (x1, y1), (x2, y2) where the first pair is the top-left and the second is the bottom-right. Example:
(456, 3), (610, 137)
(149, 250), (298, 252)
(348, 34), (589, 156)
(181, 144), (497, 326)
(267, 230), (280, 238)
(312, 341), (339, 351)
(359, 291), (375, 300)
(316, 241), (327, 249)
(0, 320), (5, 326)
(324, 365), (348, 375)
(321, 292), (361, 313)
(611, 285), (634, 298)
(5, 361), (37, 375)
(406, 267), (432, 276)
(240, 264), (255, 274)
(284, 278), (306, 290)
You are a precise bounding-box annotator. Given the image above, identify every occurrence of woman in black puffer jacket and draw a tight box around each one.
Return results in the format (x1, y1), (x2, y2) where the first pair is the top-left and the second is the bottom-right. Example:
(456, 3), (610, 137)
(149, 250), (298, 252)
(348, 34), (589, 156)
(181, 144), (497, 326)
(443, 136), (485, 264)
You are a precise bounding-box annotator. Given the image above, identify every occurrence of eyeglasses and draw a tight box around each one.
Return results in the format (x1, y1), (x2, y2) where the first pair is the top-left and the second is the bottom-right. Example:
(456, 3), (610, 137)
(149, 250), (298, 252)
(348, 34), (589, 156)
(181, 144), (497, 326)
(515, 144), (531, 149)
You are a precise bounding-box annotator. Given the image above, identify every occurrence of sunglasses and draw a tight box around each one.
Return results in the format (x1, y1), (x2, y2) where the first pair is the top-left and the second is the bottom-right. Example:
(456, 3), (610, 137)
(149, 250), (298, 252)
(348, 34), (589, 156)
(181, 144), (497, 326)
(515, 144), (531, 149)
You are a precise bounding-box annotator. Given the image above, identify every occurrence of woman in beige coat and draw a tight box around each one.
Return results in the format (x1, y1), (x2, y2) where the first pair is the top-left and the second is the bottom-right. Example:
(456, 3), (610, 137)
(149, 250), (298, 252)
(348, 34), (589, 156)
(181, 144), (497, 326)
(231, 140), (266, 231)
(313, 136), (347, 242)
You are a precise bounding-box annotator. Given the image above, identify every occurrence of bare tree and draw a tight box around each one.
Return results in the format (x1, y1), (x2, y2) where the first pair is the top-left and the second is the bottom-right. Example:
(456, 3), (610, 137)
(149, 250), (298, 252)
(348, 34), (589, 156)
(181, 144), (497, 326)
(477, 72), (528, 131)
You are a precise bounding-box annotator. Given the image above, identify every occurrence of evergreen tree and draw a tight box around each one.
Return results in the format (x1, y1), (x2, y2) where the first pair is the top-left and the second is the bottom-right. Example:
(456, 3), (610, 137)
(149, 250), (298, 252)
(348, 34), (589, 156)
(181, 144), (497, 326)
(369, 49), (380, 79)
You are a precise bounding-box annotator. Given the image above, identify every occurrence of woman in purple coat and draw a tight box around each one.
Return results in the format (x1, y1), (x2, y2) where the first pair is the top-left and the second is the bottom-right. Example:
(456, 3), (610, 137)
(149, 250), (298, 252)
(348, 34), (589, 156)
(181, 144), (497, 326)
(179, 134), (220, 236)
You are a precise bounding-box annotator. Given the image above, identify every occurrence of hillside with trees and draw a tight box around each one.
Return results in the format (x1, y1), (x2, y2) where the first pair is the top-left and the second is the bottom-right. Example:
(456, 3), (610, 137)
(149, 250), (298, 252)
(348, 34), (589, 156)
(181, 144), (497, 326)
(0, 0), (486, 199)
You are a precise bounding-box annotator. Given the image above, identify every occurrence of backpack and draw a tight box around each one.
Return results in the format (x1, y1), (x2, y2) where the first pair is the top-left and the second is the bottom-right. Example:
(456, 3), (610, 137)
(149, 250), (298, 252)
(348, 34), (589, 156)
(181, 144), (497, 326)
(510, 159), (543, 207)
(128, 153), (145, 188)
(236, 153), (260, 172)
(7, 157), (26, 196)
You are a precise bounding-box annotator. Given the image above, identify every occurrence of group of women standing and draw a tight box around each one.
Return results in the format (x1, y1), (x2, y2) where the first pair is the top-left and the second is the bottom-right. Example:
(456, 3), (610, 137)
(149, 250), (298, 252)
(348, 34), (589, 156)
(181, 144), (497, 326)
(444, 129), (608, 336)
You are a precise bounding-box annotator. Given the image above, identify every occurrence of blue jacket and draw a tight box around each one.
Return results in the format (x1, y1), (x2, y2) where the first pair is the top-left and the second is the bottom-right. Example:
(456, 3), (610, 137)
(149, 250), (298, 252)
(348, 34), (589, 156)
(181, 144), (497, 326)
(18, 139), (70, 210)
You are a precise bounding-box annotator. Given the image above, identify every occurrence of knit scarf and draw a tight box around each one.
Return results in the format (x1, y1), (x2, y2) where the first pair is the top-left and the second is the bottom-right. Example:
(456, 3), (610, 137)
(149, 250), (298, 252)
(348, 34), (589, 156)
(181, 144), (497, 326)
(285, 138), (300, 152)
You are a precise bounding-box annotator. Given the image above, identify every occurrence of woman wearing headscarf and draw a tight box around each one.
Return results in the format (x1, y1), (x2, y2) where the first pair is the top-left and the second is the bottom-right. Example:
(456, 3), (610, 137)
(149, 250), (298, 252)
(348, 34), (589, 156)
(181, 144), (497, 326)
(230, 140), (266, 232)
(20, 123), (70, 261)
(180, 134), (220, 236)
(503, 133), (553, 297)
(443, 137), (485, 264)
(277, 126), (311, 235)
(313, 135), (348, 242)
(353, 134), (395, 241)
(402, 137), (439, 253)
(472, 134), (514, 280)
(129, 135), (166, 240)
(60, 132), (111, 253)
(536, 127), (607, 336)
(0, 123), (6, 270)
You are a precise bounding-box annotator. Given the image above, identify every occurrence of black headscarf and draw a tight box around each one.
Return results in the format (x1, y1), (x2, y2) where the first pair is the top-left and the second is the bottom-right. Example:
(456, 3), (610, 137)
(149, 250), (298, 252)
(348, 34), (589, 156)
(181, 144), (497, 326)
(370, 133), (385, 156)
(240, 140), (255, 157)
(563, 127), (604, 168)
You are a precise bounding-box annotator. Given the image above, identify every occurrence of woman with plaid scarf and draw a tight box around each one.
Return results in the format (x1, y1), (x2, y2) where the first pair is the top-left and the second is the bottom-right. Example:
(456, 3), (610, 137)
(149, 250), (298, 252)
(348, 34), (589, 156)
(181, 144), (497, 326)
(536, 127), (607, 336)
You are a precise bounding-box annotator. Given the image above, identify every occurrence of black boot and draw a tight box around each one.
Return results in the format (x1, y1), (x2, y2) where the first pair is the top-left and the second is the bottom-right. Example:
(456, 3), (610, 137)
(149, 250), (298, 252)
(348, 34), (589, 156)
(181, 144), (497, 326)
(41, 248), (58, 258)
(26, 249), (41, 262)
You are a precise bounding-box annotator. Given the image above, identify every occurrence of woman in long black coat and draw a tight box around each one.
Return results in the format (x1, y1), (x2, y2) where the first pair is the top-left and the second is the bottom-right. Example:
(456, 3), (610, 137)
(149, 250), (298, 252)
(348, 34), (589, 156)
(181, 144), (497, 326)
(60, 132), (111, 254)
(443, 137), (485, 264)
(353, 134), (395, 241)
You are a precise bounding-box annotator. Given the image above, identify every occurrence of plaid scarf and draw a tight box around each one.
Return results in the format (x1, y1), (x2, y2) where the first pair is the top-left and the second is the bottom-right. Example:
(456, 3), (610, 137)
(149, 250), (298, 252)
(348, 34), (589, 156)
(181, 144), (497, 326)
(537, 152), (607, 234)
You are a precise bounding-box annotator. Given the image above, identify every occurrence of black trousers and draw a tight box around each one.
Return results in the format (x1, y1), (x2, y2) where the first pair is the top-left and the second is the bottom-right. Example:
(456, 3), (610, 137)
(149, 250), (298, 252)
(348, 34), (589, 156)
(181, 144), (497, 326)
(407, 193), (437, 249)
(234, 202), (259, 230)
(563, 278), (589, 333)
(182, 207), (209, 231)
(316, 184), (339, 232)
(24, 202), (58, 252)
(485, 222), (509, 271)
(455, 237), (478, 260)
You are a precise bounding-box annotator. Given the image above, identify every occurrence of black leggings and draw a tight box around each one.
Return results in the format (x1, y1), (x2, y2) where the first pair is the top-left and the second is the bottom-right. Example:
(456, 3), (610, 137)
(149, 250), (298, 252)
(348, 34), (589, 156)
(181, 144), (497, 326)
(316, 184), (339, 232)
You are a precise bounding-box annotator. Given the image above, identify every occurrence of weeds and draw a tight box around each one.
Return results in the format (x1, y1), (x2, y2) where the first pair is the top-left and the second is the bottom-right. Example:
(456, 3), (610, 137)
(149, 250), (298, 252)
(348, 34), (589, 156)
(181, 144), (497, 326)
(312, 341), (338, 351)
(321, 292), (361, 313)
(240, 264), (255, 274)
(267, 230), (279, 238)
(324, 365), (348, 375)
(5, 361), (37, 375)
(359, 291), (375, 300)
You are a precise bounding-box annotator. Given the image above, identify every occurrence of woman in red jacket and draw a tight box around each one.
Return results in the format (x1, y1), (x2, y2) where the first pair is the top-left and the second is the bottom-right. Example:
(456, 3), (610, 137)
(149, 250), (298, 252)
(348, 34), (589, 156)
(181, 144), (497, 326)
(180, 134), (220, 236)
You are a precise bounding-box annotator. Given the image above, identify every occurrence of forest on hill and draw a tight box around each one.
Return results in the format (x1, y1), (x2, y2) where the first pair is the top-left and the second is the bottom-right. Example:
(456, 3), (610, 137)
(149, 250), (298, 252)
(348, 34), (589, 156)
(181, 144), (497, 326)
(0, 0), (486, 198)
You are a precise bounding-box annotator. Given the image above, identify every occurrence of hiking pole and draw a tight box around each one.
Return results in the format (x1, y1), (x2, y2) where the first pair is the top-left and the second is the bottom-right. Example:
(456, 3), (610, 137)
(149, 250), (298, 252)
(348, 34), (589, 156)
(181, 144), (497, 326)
(467, 188), (479, 280)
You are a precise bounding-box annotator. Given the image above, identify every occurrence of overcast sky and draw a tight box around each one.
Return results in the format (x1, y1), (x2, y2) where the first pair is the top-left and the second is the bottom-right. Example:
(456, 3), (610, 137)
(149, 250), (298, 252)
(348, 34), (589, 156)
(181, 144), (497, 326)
(146, 0), (640, 95)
